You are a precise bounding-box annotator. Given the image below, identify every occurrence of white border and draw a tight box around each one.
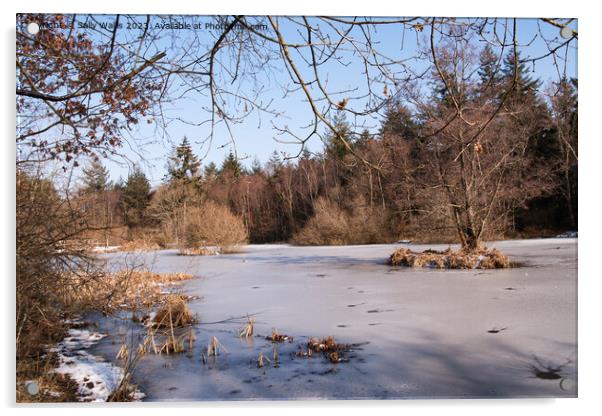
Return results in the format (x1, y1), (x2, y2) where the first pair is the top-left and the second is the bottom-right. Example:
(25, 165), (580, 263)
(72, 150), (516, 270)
(3, 1), (600, 415)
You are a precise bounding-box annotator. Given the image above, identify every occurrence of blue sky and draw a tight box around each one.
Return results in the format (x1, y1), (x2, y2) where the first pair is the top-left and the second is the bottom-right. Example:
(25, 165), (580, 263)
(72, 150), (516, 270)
(17, 15), (578, 187)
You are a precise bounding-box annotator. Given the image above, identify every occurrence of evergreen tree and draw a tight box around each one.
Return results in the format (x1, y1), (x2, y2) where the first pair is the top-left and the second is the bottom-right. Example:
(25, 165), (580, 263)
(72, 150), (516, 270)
(429, 44), (463, 109)
(501, 51), (551, 160)
(478, 45), (502, 86)
(220, 151), (243, 178)
(266, 150), (283, 176)
(113, 176), (125, 191)
(250, 157), (263, 175)
(553, 77), (578, 124)
(502, 51), (542, 101)
(355, 129), (372, 150)
(380, 103), (419, 141)
(120, 165), (151, 228)
(166, 137), (201, 182)
(478, 45), (505, 100)
(203, 161), (218, 180)
(81, 160), (111, 193)
(325, 111), (352, 160)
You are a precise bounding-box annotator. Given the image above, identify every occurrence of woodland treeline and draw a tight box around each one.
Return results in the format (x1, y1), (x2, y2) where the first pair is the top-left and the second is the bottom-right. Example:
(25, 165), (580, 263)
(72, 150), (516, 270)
(74, 49), (577, 248)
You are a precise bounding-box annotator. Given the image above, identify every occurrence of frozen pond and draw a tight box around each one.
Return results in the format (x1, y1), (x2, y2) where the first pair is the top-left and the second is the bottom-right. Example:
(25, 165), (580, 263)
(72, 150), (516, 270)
(90, 239), (577, 400)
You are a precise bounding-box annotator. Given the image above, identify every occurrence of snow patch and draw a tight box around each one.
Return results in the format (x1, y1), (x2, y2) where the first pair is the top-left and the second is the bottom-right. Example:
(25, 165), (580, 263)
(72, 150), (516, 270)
(556, 231), (577, 238)
(51, 328), (144, 402)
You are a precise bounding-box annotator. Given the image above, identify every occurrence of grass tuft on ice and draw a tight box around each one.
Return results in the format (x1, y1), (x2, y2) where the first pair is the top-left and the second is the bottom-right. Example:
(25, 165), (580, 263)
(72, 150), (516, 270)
(388, 247), (510, 269)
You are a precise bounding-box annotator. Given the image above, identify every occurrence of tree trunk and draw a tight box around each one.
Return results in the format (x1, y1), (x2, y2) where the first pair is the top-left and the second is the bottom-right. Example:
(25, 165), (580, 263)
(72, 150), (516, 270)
(462, 228), (480, 252)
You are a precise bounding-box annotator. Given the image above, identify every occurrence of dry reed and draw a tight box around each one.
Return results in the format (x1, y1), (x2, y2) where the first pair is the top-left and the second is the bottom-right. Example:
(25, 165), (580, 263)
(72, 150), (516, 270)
(257, 351), (271, 368)
(267, 328), (292, 343)
(206, 336), (226, 357)
(153, 295), (195, 328)
(239, 316), (254, 338)
(388, 247), (510, 269)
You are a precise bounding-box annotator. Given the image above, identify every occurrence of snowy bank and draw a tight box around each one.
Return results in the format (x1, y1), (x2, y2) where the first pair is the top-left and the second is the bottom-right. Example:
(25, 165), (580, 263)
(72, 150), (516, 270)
(51, 328), (144, 402)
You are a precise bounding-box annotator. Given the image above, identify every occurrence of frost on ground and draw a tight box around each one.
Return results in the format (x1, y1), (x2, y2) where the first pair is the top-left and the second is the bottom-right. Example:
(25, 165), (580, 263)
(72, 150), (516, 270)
(51, 328), (144, 402)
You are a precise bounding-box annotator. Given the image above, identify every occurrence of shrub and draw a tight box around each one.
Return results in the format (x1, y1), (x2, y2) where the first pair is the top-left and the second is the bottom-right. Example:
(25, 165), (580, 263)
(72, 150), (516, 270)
(293, 198), (350, 245)
(16, 170), (107, 401)
(178, 201), (248, 254)
(293, 197), (393, 245)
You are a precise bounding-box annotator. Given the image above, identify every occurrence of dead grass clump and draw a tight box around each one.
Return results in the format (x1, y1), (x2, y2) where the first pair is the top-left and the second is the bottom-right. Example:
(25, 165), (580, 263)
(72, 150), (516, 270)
(59, 269), (193, 314)
(297, 335), (351, 362)
(328, 351), (341, 364)
(478, 248), (511, 269)
(388, 247), (511, 269)
(154, 295), (195, 327)
(206, 336), (226, 357)
(143, 324), (195, 356)
(257, 351), (271, 368)
(147, 271), (193, 283)
(149, 294), (195, 354)
(307, 336), (344, 353)
(179, 247), (220, 256)
(447, 250), (477, 269)
(388, 248), (413, 267)
(116, 344), (129, 360)
(158, 335), (185, 354)
(239, 316), (254, 338)
(107, 335), (147, 401)
(267, 328), (292, 343)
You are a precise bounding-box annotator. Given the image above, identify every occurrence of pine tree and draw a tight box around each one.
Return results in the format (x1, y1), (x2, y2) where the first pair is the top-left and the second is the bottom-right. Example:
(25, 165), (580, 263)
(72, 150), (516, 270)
(220, 151), (243, 178)
(325, 111), (352, 160)
(166, 137), (201, 182)
(430, 47), (463, 109)
(380, 103), (419, 141)
(478, 45), (505, 99)
(266, 150), (283, 176)
(81, 160), (111, 193)
(502, 51), (541, 101)
(120, 165), (151, 228)
(203, 161), (218, 180)
(355, 129), (372, 150)
(478, 45), (501, 86)
(250, 157), (263, 175)
(113, 176), (125, 191)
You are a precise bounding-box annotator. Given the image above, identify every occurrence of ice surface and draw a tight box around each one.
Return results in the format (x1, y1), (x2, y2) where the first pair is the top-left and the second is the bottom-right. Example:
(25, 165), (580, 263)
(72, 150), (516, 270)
(92, 238), (577, 400)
